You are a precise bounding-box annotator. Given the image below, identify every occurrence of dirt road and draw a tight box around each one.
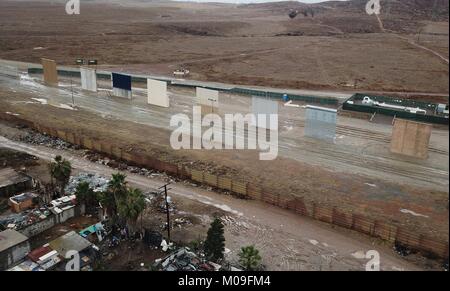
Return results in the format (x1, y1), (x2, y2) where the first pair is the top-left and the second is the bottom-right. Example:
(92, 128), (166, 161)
(0, 135), (426, 270)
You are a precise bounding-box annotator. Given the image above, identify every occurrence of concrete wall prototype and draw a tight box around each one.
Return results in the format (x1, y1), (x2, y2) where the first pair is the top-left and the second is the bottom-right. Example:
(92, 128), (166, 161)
(41, 58), (58, 85)
(80, 67), (97, 92)
(304, 105), (337, 142)
(147, 79), (169, 107)
(196, 87), (219, 108)
(391, 119), (432, 159)
(251, 96), (278, 130)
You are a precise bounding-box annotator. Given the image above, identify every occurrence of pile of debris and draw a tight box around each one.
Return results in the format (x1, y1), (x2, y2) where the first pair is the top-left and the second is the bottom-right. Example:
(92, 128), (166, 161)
(19, 131), (73, 150)
(83, 151), (178, 183)
(65, 173), (109, 195)
(155, 247), (221, 271)
(173, 217), (192, 228)
(0, 207), (50, 230)
(124, 166), (177, 184)
(144, 191), (176, 213)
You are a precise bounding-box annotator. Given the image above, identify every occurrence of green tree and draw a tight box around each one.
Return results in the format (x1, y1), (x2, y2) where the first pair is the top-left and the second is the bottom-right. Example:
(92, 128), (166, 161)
(117, 187), (146, 233)
(75, 182), (98, 212)
(99, 173), (128, 220)
(204, 218), (225, 262)
(49, 155), (72, 197)
(238, 245), (262, 271)
(98, 190), (116, 220)
(108, 173), (128, 202)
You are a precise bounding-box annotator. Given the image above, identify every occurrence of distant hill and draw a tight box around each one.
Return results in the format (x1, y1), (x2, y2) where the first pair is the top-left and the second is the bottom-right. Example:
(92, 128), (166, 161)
(240, 0), (449, 21)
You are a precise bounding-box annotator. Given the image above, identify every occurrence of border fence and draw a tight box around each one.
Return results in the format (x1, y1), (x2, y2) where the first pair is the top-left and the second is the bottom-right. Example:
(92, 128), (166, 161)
(0, 110), (448, 261)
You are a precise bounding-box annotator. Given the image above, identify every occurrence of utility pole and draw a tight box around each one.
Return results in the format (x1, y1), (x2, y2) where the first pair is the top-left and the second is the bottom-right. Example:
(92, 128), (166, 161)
(158, 183), (172, 242)
(70, 75), (75, 107)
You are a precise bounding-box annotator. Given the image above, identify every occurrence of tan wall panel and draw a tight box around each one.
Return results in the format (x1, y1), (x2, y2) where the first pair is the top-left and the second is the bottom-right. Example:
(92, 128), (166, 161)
(390, 119), (432, 159)
(41, 58), (58, 85)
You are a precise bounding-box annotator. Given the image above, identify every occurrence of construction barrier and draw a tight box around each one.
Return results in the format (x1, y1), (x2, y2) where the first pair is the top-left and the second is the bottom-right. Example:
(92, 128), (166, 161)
(343, 93), (449, 125)
(0, 111), (448, 260)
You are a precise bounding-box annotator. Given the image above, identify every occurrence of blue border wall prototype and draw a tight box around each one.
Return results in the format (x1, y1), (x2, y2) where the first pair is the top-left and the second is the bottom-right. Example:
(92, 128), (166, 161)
(112, 73), (132, 91)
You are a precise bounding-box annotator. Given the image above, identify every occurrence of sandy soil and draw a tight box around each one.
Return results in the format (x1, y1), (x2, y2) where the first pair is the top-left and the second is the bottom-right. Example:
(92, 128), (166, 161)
(0, 0), (448, 94)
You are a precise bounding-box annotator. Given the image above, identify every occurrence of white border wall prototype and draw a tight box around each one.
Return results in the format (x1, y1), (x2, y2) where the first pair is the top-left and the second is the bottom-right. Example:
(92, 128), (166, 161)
(196, 87), (219, 108)
(80, 67), (97, 92)
(147, 79), (169, 108)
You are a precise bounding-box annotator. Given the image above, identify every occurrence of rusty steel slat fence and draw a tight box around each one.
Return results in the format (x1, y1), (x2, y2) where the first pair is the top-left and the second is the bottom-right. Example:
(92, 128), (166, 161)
(204, 173), (218, 188)
(218, 176), (232, 191)
(191, 170), (204, 183)
(231, 180), (248, 197)
(0, 111), (447, 260)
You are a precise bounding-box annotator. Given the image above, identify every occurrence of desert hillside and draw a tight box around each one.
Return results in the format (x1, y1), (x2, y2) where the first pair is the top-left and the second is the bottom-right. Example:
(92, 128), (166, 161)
(0, 0), (448, 93)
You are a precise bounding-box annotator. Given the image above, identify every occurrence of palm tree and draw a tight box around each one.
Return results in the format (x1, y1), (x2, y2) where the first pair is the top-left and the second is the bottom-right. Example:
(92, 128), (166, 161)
(99, 173), (128, 221)
(98, 190), (117, 220)
(49, 155), (72, 197)
(117, 187), (146, 234)
(238, 245), (262, 271)
(108, 173), (128, 202)
(75, 182), (98, 212)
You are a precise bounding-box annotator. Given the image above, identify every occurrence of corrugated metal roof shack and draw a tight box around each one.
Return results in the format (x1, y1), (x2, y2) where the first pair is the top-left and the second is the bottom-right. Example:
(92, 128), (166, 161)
(0, 229), (30, 270)
(0, 168), (33, 197)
